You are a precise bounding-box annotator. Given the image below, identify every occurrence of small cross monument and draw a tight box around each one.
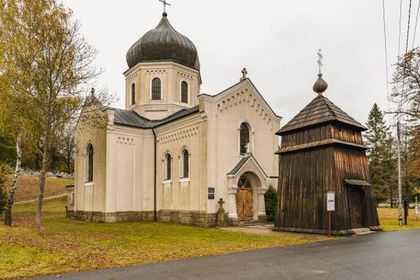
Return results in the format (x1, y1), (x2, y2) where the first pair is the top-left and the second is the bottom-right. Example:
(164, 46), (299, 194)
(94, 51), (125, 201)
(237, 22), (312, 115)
(217, 198), (227, 227)
(217, 198), (225, 211)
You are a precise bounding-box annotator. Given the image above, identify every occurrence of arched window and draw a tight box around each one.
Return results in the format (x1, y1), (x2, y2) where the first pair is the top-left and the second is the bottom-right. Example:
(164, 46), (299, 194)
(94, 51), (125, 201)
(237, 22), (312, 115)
(131, 83), (136, 105)
(164, 153), (172, 180)
(180, 149), (189, 178)
(86, 144), (94, 183)
(181, 81), (188, 103)
(240, 122), (251, 155)
(152, 78), (161, 100)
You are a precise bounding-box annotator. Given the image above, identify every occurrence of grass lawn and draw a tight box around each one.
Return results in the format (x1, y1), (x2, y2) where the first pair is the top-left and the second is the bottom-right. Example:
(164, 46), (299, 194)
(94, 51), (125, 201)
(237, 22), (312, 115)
(8, 175), (73, 202)
(0, 198), (330, 279)
(377, 207), (420, 231)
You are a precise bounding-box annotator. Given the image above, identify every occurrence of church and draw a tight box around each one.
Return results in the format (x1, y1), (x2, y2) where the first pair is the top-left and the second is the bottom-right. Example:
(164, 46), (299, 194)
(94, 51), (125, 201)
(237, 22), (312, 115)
(68, 11), (281, 226)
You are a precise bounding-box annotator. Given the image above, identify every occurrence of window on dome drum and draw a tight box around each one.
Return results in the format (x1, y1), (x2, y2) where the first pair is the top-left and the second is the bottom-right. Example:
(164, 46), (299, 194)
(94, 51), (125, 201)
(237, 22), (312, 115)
(131, 83), (136, 105)
(240, 122), (251, 155)
(152, 78), (161, 100)
(181, 149), (189, 178)
(164, 153), (172, 180)
(181, 81), (188, 103)
(86, 144), (94, 183)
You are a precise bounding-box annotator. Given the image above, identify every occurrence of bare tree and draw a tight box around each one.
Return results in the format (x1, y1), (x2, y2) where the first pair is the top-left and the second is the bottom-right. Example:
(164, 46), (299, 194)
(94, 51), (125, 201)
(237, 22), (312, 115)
(391, 48), (420, 120)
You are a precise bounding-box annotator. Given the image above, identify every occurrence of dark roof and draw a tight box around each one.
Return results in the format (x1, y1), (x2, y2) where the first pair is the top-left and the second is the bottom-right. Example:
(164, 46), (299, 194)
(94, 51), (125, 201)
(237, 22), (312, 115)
(228, 156), (251, 175)
(113, 108), (156, 128)
(227, 154), (268, 178)
(153, 106), (200, 128)
(277, 94), (366, 135)
(344, 179), (371, 186)
(108, 106), (200, 129)
(126, 13), (200, 71)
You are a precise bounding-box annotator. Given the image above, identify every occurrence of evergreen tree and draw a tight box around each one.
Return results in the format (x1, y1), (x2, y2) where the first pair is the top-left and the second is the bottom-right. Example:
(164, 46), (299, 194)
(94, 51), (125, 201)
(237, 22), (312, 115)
(365, 104), (396, 204)
(264, 186), (277, 221)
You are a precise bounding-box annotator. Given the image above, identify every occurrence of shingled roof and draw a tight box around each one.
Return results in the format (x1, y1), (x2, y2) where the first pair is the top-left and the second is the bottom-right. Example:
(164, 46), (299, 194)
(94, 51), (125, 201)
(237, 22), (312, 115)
(276, 94), (366, 135)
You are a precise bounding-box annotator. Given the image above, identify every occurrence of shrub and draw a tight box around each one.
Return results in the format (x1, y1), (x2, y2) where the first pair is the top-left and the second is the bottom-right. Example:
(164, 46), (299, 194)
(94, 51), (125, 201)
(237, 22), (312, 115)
(264, 185), (277, 221)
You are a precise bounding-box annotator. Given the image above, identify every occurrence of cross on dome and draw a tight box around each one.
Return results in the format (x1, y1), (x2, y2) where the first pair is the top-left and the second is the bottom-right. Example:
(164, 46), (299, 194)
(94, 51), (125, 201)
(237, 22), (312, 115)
(313, 48), (328, 95)
(317, 48), (323, 75)
(159, 0), (171, 14)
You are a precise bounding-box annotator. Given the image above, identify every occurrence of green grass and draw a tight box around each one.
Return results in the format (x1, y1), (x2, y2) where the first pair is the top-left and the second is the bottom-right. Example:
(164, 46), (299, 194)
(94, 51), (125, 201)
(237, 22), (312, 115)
(377, 207), (420, 231)
(0, 198), (329, 279)
(7, 175), (73, 202)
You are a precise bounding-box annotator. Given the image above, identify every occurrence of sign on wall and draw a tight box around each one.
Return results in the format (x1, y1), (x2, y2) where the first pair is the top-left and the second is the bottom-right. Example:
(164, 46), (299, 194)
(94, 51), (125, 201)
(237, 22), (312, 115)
(327, 191), (335, 212)
(208, 187), (215, 200)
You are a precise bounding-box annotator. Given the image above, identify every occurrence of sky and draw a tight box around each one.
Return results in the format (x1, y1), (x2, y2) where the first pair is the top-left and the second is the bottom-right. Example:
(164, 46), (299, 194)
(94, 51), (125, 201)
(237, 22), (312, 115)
(61, 0), (415, 124)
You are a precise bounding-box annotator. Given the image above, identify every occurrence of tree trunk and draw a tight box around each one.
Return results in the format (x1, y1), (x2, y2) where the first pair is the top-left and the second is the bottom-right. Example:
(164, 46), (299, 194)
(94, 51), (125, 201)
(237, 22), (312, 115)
(35, 131), (50, 230)
(390, 188), (394, 208)
(4, 135), (22, 226)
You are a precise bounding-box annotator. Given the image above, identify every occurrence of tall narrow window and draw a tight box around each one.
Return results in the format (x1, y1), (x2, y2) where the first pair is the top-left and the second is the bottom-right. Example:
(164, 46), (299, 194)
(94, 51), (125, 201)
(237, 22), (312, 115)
(181, 81), (188, 103)
(131, 83), (136, 105)
(86, 144), (94, 183)
(240, 122), (250, 155)
(181, 149), (189, 178)
(164, 153), (172, 180)
(152, 78), (161, 100)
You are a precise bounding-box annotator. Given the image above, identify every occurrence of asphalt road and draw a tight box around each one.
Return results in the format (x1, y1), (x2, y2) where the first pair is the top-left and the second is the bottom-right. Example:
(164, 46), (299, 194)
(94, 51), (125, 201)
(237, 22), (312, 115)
(36, 230), (420, 280)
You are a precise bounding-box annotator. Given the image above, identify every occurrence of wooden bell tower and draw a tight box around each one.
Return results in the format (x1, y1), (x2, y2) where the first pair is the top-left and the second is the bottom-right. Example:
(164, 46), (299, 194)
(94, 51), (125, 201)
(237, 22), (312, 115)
(274, 66), (381, 235)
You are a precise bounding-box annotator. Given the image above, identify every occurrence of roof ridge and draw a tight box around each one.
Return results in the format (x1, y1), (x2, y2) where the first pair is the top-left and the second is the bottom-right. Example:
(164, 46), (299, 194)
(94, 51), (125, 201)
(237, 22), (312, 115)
(277, 94), (366, 135)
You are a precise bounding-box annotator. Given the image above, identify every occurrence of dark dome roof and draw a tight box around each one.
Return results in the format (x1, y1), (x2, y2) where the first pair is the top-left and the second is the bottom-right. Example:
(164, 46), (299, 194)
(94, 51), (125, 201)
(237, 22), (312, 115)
(313, 74), (328, 94)
(126, 13), (200, 70)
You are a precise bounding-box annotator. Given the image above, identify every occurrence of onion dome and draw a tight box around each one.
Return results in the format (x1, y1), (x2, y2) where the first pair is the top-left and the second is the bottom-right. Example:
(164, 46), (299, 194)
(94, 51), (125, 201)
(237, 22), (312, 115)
(126, 13), (200, 70)
(313, 73), (328, 94)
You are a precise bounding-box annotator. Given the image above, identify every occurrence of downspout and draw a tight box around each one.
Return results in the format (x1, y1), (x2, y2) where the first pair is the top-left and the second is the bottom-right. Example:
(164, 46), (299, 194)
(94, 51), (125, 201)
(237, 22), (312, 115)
(152, 128), (157, 222)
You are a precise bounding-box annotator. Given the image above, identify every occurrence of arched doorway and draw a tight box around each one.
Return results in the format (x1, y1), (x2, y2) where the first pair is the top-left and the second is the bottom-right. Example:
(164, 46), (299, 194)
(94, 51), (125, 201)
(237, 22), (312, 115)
(236, 172), (261, 221)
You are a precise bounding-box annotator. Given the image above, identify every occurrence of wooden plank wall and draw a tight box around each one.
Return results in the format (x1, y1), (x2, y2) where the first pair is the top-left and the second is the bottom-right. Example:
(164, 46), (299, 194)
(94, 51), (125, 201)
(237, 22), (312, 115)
(276, 122), (380, 231)
(333, 146), (380, 227)
(276, 146), (335, 230)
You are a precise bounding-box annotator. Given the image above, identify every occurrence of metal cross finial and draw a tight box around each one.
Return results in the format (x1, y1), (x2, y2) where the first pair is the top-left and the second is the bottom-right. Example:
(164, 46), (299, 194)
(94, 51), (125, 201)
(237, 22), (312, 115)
(317, 48), (323, 75)
(241, 68), (248, 81)
(159, 0), (171, 13)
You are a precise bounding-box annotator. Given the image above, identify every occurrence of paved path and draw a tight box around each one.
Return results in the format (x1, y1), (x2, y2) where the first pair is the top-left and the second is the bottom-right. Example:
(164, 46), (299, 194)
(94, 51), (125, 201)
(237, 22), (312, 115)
(36, 230), (420, 280)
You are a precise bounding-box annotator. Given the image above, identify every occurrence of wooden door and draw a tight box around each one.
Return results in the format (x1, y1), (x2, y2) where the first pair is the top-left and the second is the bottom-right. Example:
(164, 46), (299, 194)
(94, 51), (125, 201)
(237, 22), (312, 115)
(236, 189), (253, 221)
(348, 188), (364, 228)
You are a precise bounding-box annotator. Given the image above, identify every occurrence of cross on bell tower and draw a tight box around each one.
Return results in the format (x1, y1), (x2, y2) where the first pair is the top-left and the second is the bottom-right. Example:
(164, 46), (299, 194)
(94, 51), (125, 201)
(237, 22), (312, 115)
(159, 0), (171, 14)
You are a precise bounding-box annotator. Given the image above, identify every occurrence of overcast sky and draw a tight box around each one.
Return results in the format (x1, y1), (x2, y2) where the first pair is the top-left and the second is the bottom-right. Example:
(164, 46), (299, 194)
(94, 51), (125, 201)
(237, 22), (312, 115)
(62, 0), (413, 124)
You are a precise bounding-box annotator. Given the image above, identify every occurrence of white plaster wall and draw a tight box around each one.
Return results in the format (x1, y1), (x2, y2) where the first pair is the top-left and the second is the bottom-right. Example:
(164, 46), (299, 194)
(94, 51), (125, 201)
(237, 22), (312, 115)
(201, 79), (281, 214)
(105, 125), (155, 213)
(74, 111), (107, 213)
(124, 62), (201, 120)
(155, 113), (208, 212)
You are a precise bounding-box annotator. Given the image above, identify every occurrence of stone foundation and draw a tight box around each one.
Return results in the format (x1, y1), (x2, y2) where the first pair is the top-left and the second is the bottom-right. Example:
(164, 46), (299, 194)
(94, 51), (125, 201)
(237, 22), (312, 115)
(66, 209), (219, 227)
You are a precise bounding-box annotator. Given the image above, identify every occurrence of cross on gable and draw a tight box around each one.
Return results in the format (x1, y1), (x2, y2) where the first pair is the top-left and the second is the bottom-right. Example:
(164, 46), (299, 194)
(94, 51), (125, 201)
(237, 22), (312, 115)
(159, 0), (171, 13)
(241, 67), (248, 81)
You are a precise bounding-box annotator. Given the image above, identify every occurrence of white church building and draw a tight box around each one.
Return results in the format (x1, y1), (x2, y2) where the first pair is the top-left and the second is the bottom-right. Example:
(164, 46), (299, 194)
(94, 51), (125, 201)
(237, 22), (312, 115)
(69, 11), (281, 226)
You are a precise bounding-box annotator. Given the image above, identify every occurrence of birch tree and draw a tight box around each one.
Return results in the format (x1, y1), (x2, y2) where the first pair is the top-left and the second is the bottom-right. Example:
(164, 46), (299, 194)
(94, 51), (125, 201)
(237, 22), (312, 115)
(0, 0), (110, 229)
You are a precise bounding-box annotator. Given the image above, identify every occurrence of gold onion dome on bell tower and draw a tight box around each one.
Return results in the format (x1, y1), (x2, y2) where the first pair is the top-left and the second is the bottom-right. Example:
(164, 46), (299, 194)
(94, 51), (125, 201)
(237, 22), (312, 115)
(126, 12), (200, 70)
